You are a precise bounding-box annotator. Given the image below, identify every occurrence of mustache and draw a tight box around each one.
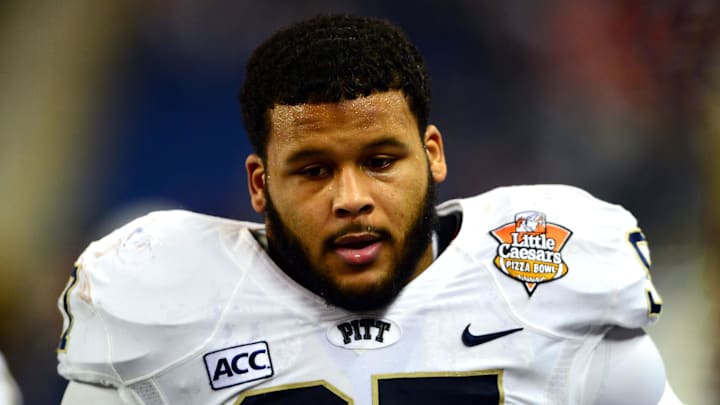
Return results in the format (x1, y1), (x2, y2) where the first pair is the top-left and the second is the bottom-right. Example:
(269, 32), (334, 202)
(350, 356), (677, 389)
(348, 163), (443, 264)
(323, 224), (392, 249)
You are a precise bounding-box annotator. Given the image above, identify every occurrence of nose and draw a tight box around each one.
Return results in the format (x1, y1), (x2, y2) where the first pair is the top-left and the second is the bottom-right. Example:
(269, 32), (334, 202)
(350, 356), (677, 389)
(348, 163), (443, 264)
(332, 168), (374, 218)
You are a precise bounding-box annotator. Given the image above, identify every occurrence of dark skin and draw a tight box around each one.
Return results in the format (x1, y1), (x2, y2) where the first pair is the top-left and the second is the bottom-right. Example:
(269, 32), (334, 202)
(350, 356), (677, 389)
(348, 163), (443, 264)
(246, 90), (447, 310)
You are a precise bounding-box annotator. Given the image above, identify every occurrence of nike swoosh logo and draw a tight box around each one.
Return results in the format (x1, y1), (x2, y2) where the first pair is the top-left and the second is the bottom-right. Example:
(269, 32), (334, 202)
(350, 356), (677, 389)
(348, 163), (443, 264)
(462, 325), (523, 347)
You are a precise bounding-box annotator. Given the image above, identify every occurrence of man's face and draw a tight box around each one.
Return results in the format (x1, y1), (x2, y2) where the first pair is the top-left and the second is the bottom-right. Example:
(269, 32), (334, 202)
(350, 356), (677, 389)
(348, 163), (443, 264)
(246, 90), (447, 310)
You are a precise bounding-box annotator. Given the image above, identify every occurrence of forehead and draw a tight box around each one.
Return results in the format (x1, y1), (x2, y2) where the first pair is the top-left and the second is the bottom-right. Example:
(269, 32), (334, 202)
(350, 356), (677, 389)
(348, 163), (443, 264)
(266, 91), (419, 154)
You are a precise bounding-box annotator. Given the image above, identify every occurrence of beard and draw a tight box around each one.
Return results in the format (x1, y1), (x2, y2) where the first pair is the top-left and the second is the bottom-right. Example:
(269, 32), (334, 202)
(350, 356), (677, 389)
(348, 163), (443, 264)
(263, 170), (438, 311)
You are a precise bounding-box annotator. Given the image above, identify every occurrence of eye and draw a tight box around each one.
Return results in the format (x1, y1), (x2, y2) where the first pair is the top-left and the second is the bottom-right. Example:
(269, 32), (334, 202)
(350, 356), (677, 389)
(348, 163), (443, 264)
(366, 156), (395, 171)
(298, 165), (330, 178)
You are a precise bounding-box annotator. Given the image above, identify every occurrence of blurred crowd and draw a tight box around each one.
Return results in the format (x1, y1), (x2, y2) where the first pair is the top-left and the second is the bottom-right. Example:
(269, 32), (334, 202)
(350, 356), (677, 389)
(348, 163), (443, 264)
(0, 1), (718, 403)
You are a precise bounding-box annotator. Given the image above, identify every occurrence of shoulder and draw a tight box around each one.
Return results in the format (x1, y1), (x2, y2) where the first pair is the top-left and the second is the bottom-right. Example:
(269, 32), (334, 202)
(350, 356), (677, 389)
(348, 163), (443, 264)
(77, 209), (263, 281)
(58, 210), (265, 385)
(441, 185), (661, 334)
(79, 209), (259, 264)
(444, 184), (631, 219)
(73, 210), (262, 320)
(442, 184), (641, 254)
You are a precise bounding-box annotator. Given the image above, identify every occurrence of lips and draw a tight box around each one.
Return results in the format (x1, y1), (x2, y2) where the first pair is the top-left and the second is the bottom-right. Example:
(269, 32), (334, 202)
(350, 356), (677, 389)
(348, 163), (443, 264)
(333, 233), (383, 266)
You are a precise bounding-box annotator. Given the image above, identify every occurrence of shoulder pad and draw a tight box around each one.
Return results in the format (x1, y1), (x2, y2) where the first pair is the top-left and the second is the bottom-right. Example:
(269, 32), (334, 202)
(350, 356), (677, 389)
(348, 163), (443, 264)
(442, 185), (661, 335)
(57, 210), (263, 385)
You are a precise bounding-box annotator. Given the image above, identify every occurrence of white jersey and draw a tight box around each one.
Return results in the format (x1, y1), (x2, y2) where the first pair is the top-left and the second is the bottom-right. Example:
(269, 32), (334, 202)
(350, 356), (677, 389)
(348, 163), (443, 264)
(0, 351), (22, 405)
(57, 185), (662, 405)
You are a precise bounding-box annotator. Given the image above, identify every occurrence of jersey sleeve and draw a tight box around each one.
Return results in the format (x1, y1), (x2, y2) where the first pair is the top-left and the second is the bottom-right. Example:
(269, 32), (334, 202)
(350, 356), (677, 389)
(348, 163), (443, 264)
(61, 381), (128, 405)
(580, 328), (669, 405)
(451, 184), (663, 335)
(606, 227), (663, 328)
(560, 202), (662, 331)
(57, 210), (247, 390)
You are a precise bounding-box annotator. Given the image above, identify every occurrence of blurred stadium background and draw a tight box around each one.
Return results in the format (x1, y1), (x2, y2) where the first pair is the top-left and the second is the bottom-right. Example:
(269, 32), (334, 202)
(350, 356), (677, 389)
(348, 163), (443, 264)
(0, 1), (717, 403)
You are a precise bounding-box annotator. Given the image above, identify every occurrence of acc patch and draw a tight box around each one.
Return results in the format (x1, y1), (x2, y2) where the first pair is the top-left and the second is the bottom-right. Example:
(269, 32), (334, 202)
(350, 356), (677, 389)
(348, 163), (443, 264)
(203, 341), (273, 390)
(490, 211), (572, 296)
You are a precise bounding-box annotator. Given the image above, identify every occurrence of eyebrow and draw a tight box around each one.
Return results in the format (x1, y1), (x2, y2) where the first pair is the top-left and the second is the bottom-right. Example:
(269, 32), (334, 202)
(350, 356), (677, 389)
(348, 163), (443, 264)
(363, 137), (410, 152)
(284, 136), (410, 165)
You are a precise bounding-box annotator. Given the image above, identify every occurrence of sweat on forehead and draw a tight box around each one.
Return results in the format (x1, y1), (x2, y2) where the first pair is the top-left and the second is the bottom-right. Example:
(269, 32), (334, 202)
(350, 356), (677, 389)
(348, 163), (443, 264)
(265, 91), (421, 157)
(269, 91), (415, 132)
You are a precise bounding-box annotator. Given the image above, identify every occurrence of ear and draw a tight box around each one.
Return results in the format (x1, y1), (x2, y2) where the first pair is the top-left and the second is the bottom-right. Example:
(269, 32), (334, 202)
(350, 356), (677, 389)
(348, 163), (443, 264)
(423, 125), (447, 184)
(246, 154), (267, 213)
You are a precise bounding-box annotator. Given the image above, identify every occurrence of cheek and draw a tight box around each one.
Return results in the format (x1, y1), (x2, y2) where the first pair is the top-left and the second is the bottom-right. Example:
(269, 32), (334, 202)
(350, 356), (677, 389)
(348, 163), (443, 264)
(385, 176), (427, 226)
(272, 189), (325, 243)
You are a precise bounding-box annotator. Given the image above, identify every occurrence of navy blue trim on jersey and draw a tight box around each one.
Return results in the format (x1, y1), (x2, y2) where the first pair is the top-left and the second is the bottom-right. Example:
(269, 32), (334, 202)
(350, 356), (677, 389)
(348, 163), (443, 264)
(58, 265), (80, 351)
(628, 231), (651, 270)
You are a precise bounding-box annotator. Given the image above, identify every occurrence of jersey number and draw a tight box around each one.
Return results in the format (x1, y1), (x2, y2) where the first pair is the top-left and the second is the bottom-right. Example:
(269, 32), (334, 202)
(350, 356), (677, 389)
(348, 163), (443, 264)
(627, 230), (651, 270)
(58, 265), (80, 351)
(235, 371), (502, 404)
(627, 230), (662, 316)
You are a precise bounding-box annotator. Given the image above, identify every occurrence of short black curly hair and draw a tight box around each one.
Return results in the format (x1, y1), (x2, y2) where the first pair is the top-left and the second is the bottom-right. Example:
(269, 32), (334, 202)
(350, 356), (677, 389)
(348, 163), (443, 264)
(240, 14), (431, 159)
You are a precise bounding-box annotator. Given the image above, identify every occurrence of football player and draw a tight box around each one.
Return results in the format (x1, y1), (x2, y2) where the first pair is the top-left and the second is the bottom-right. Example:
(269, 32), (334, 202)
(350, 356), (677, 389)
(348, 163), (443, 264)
(58, 15), (683, 404)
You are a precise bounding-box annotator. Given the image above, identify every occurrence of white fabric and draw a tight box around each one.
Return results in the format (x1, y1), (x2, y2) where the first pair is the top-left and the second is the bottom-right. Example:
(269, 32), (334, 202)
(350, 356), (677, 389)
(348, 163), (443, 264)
(63, 330), (681, 405)
(0, 352), (22, 405)
(659, 381), (685, 404)
(57, 185), (674, 404)
(62, 381), (126, 405)
(582, 327), (679, 404)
